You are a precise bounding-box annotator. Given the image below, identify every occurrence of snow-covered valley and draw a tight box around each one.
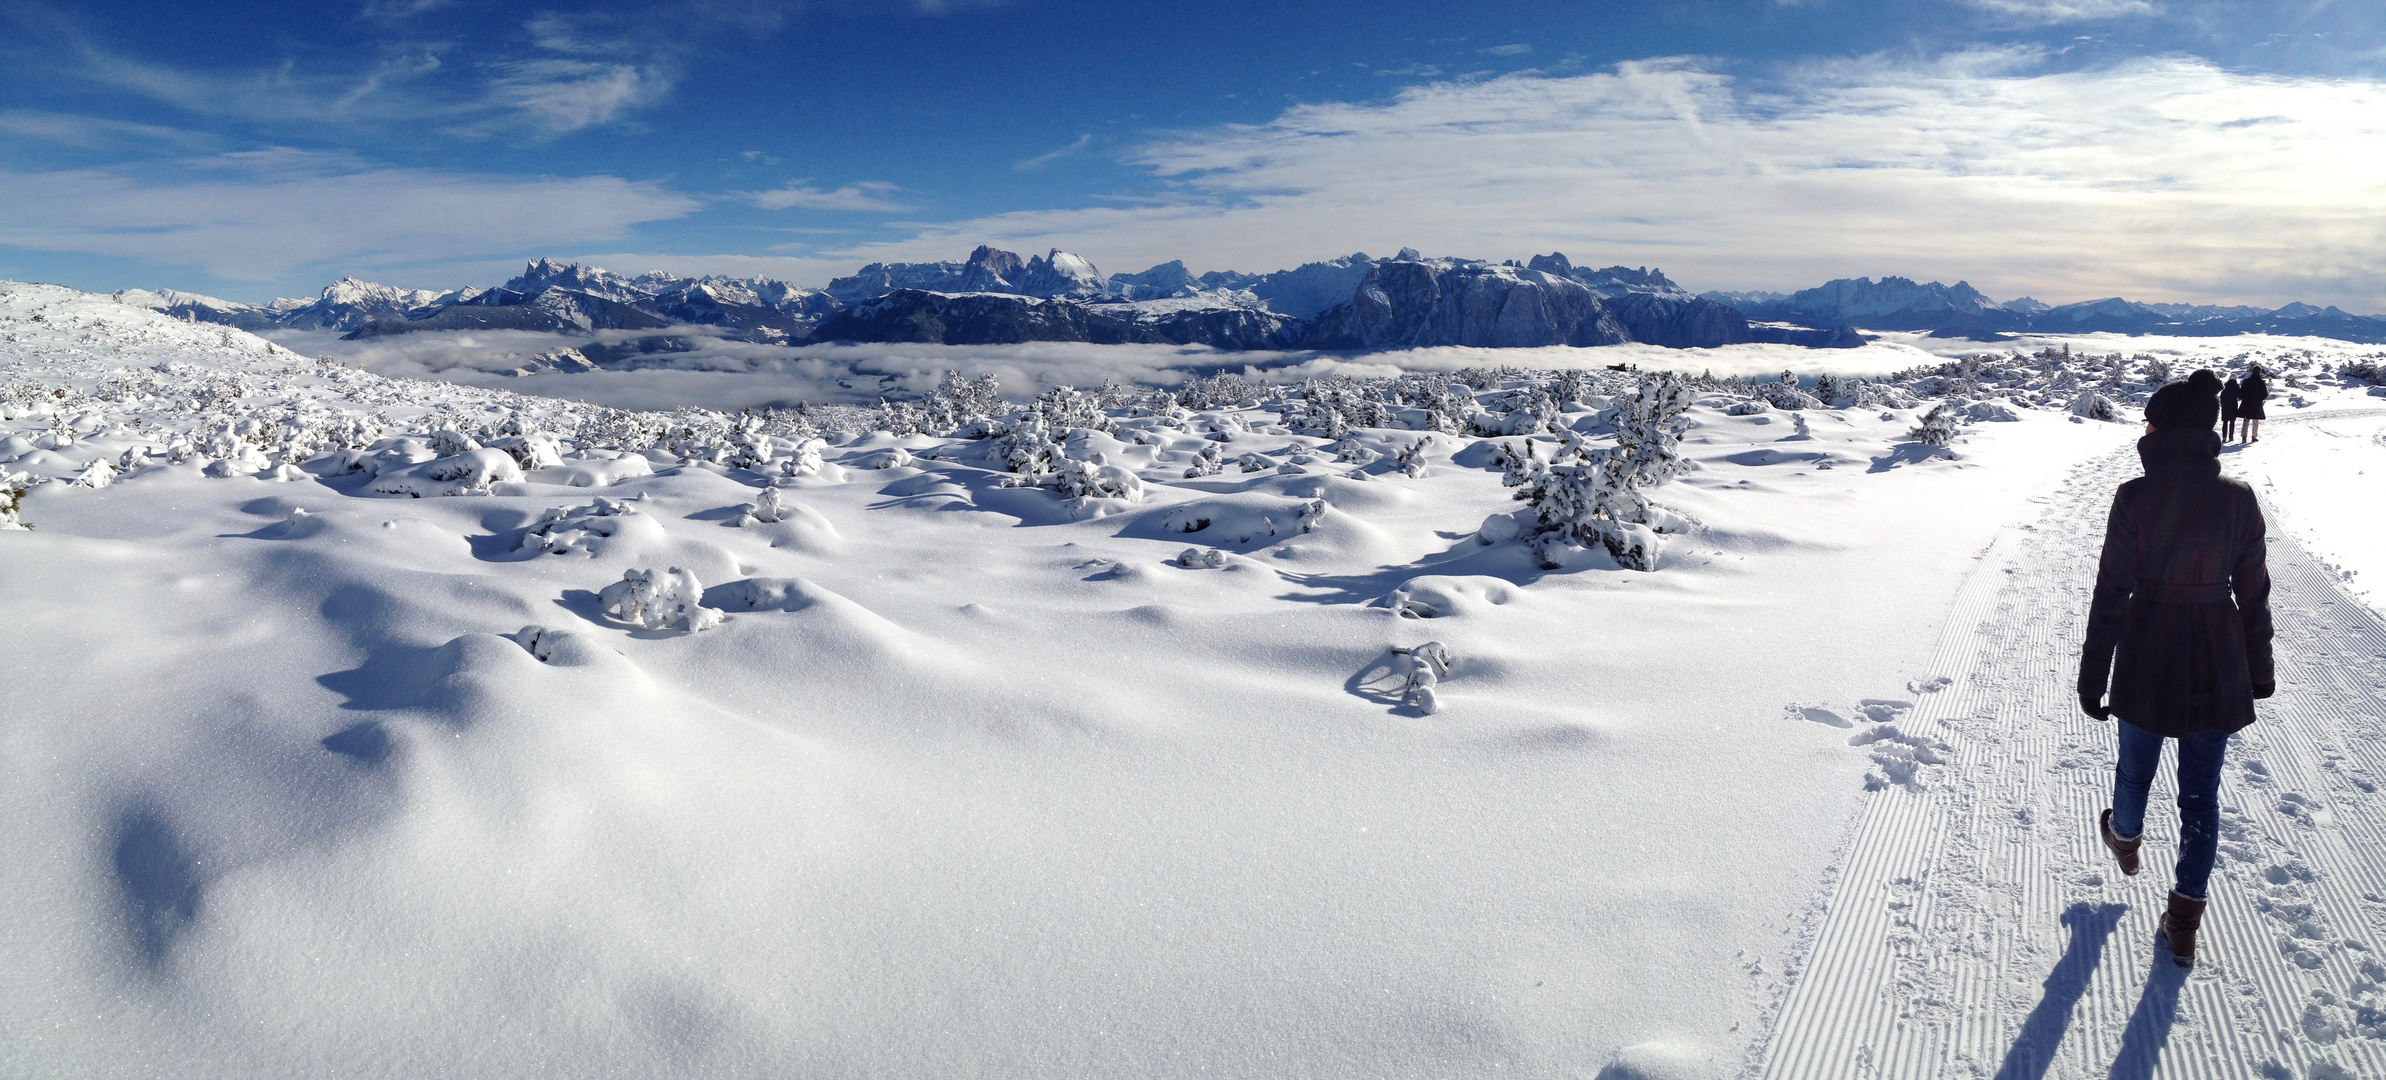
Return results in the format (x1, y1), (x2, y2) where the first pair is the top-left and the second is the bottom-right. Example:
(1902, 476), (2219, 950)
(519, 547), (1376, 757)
(5, 280), (2385, 1078)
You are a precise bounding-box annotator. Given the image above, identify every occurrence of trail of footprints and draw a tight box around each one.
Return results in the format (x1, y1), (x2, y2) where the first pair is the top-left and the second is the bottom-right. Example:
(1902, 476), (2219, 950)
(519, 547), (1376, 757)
(1761, 412), (2386, 1079)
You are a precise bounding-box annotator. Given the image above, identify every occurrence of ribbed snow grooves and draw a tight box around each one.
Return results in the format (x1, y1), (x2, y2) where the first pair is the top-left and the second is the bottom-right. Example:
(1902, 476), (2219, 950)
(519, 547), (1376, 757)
(1758, 410), (2386, 1080)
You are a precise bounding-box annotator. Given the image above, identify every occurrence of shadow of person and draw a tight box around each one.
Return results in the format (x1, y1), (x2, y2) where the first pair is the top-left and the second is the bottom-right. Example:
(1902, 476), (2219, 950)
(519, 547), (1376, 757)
(2105, 951), (2189, 1079)
(1993, 901), (2129, 1080)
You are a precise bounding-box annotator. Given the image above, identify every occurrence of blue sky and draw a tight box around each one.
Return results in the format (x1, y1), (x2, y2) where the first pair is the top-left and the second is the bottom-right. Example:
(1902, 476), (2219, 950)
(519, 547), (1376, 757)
(1, 0), (2381, 309)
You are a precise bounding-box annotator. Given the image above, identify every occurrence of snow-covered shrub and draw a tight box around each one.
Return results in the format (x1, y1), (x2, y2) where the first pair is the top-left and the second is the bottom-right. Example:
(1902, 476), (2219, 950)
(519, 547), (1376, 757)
(1909, 404), (1959, 446)
(428, 427), (480, 456)
(853, 446), (914, 470)
(1182, 443), (1224, 478)
(1960, 400), (2019, 423)
(370, 448), (524, 497)
(1725, 399), (1768, 416)
(1030, 385), (1113, 432)
(489, 431), (565, 470)
(1332, 437), (1378, 466)
(0, 470), (31, 530)
(1506, 375), (1694, 572)
(1236, 452), (1270, 474)
(520, 497), (643, 555)
(599, 567), (724, 632)
(780, 438), (828, 477)
(70, 458), (116, 488)
(999, 416), (1064, 480)
(1176, 546), (1228, 569)
(739, 486), (788, 526)
(2069, 388), (2121, 422)
(1048, 457), (1144, 501)
(1395, 641), (1453, 715)
(920, 370), (1003, 436)
(1394, 436), (1432, 477)
(1790, 412), (1812, 439)
(1812, 374), (1860, 409)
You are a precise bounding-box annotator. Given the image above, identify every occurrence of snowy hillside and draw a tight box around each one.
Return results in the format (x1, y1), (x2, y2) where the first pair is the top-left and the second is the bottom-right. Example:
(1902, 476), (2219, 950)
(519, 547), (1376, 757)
(6, 279), (2386, 1078)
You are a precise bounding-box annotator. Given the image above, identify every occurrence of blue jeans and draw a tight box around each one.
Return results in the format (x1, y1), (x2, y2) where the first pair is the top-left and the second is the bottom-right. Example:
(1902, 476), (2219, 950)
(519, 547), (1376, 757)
(2111, 720), (2230, 900)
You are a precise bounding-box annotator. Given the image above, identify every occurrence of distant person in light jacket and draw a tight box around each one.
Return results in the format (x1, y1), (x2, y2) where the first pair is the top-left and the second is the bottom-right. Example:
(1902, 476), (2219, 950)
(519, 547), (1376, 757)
(2219, 376), (2241, 442)
(2080, 368), (2274, 969)
(2237, 364), (2269, 443)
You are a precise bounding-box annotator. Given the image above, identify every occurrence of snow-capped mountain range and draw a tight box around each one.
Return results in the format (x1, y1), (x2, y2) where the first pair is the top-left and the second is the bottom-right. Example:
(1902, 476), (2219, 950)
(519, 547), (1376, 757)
(118, 252), (2386, 352)
(1699, 276), (2386, 344)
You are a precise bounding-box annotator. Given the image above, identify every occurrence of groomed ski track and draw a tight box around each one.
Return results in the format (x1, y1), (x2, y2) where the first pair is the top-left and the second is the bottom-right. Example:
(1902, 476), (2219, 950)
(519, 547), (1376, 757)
(1757, 410), (2386, 1080)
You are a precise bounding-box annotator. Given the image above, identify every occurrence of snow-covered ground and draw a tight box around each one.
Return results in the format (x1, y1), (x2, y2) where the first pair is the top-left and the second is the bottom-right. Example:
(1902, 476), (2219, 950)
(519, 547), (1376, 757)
(5, 280), (2384, 1078)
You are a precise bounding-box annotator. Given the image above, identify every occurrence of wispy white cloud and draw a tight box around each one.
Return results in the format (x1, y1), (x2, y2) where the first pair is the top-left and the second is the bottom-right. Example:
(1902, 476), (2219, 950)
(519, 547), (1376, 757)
(482, 59), (671, 134)
(811, 54), (2386, 310)
(737, 181), (912, 211)
(1014, 134), (1093, 171)
(0, 150), (698, 280)
(1483, 44), (1532, 56)
(0, 110), (215, 151)
(1965, 0), (2159, 25)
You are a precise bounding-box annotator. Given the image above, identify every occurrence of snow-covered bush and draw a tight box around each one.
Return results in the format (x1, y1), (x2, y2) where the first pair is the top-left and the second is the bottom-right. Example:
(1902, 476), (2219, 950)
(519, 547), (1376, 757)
(70, 458), (116, 488)
(370, 448), (524, 497)
(1395, 641), (1453, 715)
(998, 416), (1064, 480)
(1909, 404), (1959, 446)
(1176, 546), (1228, 569)
(1506, 374), (1694, 572)
(0, 470), (31, 530)
(740, 486), (788, 526)
(489, 431), (564, 470)
(1048, 457), (1144, 501)
(1236, 452), (1270, 474)
(2069, 388), (2121, 422)
(1182, 442), (1223, 478)
(780, 438), (828, 477)
(1394, 436), (1432, 477)
(599, 567), (724, 632)
(520, 497), (644, 555)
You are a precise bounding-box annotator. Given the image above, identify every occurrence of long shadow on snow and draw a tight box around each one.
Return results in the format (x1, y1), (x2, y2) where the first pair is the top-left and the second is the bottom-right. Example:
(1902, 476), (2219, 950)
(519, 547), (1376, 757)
(1992, 901), (2128, 1080)
(2104, 950), (2187, 1079)
(111, 804), (203, 968)
(1270, 538), (1559, 609)
(1868, 442), (1958, 473)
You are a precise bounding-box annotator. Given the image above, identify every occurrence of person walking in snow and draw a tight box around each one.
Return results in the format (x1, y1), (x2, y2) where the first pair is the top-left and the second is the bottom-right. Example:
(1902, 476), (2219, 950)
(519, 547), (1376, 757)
(2219, 375), (2242, 443)
(2079, 368), (2274, 969)
(2237, 364), (2269, 444)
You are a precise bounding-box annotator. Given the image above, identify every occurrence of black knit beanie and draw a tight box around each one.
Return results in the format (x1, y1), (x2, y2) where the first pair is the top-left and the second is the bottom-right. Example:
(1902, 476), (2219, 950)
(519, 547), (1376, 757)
(2144, 369), (2221, 432)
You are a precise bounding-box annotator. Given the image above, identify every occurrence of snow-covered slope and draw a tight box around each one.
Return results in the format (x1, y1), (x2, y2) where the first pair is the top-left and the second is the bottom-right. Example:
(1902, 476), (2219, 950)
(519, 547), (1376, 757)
(7, 279), (2385, 1078)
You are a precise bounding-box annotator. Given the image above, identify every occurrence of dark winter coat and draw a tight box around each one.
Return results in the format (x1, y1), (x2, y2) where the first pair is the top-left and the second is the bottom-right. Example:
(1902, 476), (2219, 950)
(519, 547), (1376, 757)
(2238, 374), (2269, 420)
(2079, 428), (2274, 735)
(2220, 379), (2241, 419)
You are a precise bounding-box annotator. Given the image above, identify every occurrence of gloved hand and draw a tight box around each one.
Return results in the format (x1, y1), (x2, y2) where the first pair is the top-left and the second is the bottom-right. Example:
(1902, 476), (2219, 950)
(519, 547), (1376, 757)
(2080, 693), (2110, 720)
(2253, 681), (2275, 700)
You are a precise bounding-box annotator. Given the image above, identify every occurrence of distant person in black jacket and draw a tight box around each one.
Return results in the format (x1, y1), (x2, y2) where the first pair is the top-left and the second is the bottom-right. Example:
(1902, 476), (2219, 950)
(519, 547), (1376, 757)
(2080, 368), (2274, 969)
(2219, 376), (2242, 442)
(2237, 364), (2269, 443)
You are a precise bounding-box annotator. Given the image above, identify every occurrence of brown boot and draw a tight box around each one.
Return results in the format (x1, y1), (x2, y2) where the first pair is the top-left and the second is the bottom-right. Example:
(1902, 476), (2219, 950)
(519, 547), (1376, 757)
(2157, 891), (2208, 968)
(2100, 809), (2142, 876)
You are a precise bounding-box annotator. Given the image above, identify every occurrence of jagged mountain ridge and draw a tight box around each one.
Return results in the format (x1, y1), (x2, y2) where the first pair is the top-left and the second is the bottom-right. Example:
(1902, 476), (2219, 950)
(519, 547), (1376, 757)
(128, 252), (2386, 353)
(1700, 275), (2386, 343)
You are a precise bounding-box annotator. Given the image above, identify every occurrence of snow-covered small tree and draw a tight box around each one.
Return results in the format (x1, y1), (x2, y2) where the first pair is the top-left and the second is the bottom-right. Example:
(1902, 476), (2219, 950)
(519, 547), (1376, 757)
(999, 415), (1065, 480)
(1048, 457), (1144, 501)
(1182, 442), (1223, 478)
(0, 471), (32, 530)
(1909, 403), (1959, 446)
(1505, 374), (1694, 572)
(599, 567), (723, 632)
(1394, 641), (1453, 714)
(2069, 388), (2121, 422)
(1394, 436), (1432, 477)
